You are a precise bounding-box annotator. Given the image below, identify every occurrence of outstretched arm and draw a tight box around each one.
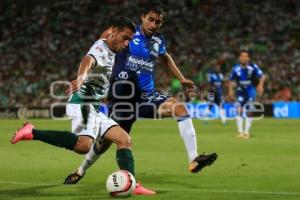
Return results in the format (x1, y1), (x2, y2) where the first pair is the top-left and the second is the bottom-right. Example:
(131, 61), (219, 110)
(66, 55), (96, 95)
(161, 52), (194, 91)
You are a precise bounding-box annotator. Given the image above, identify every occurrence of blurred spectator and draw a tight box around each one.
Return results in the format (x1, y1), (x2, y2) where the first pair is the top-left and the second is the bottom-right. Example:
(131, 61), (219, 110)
(0, 0), (299, 107)
(273, 85), (292, 102)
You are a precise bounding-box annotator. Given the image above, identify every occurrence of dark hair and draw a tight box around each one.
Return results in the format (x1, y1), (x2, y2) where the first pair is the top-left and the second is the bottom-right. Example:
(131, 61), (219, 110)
(111, 16), (136, 33)
(141, 2), (167, 18)
(239, 49), (250, 56)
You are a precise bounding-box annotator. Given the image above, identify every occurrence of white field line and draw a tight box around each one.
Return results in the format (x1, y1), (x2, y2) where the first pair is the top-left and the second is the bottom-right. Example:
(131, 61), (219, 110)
(0, 181), (299, 196)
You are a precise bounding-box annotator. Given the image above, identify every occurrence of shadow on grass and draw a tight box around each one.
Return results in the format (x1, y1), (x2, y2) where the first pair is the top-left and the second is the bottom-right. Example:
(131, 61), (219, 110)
(0, 184), (108, 199)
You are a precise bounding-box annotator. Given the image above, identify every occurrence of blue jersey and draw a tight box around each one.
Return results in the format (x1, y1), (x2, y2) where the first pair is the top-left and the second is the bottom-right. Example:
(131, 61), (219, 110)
(229, 63), (263, 103)
(207, 70), (224, 97)
(112, 26), (166, 94)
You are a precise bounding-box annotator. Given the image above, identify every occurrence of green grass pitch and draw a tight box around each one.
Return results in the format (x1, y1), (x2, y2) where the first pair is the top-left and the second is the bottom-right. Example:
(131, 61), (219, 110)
(0, 118), (299, 200)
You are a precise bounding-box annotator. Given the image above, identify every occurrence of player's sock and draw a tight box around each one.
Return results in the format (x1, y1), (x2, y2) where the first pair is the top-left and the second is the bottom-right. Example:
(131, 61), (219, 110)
(244, 117), (253, 135)
(32, 129), (78, 150)
(177, 115), (198, 162)
(220, 108), (226, 124)
(236, 116), (243, 134)
(77, 143), (100, 176)
(116, 148), (135, 175)
(203, 107), (210, 123)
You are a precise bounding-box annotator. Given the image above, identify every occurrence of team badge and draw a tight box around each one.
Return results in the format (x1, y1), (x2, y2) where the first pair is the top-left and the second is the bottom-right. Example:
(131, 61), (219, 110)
(153, 43), (159, 52)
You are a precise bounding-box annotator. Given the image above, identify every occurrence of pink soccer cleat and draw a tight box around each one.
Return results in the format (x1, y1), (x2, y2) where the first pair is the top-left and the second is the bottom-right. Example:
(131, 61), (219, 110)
(11, 122), (34, 144)
(133, 181), (156, 195)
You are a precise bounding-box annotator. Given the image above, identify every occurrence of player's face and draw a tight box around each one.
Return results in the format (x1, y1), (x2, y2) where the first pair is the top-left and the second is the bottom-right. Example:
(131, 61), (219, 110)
(239, 52), (250, 65)
(214, 64), (220, 72)
(141, 11), (163, 36)
(110, 27), (134, 52)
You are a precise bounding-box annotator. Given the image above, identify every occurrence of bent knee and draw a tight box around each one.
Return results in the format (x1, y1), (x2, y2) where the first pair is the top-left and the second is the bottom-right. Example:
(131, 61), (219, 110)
(118, 134), (132, 148)
(74, 136), (93, 154)
(166, 97), (189, 117)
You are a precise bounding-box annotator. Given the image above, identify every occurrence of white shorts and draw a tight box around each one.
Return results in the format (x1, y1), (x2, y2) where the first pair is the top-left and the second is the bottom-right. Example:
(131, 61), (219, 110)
(66, 103), (118, 141)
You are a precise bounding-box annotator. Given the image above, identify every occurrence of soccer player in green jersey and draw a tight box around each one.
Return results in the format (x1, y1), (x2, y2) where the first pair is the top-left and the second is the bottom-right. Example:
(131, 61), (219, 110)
(11, 17), (137, 180)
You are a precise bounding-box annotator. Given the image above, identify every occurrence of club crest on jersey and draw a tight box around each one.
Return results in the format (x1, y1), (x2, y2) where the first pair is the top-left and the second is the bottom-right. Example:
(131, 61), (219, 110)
(96, 46), (103, 52)
(153, 43), (159, 52)
(150, 43), (159, 57)
(118, 71), (129, 79)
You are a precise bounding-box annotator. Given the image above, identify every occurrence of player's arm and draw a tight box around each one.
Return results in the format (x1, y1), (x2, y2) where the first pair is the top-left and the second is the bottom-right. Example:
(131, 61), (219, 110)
(67, 55), (96, 95)
(206, 72), (215, 90)
(254, 64), (265, 96)
(227, 68), (236, 101)
(227, 80), (235, 101)
(256, 75), (265, 96)
(161, 52), (194, 91)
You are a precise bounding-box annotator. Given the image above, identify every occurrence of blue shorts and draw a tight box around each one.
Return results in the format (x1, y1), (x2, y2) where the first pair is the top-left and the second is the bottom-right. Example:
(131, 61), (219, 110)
(108, 84), (169, 133)
(236, 87), (256, 105)
(237, 95), (256, 106)
(137, 90), (169, 118)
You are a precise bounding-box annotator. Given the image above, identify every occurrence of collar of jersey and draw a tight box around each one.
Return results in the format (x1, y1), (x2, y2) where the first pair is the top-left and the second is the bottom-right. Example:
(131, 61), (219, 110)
(101, 39), (116, 55)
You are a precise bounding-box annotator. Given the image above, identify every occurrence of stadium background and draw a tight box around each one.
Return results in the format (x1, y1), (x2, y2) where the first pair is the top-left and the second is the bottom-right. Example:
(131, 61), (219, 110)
(0, 0), (299, 116)
(1, 1), (300, 200)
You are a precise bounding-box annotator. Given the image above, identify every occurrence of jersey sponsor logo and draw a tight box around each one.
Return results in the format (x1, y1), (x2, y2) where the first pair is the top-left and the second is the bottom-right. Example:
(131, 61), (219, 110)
(239, 80), (251, 85)
(126, 55), (154, 72)
(118, 71), (129, 80)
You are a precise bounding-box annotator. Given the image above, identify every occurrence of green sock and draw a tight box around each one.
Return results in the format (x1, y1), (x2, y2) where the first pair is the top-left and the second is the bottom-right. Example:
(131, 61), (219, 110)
(116, 148), (135, 175)
(32, 129), (78, 150)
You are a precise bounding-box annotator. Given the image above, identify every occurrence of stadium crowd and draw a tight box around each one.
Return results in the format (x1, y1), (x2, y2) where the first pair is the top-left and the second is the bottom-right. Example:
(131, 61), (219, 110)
(1, 0), (299, 107)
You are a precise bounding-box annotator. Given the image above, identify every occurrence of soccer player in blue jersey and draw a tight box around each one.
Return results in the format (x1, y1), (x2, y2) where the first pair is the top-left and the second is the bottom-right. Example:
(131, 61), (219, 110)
(64, 3), (217, 190)
(228, 50), (265, 139)
(207, 62), (226, 123)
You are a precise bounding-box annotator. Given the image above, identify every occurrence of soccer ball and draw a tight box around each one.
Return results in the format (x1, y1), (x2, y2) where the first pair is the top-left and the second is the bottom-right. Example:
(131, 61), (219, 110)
(106, 170), (136, 197)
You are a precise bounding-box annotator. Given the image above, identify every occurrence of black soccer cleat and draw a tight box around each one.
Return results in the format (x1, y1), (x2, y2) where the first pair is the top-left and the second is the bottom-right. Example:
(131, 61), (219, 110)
(189, 153), (218, 173)
(63, 171), (83, 185)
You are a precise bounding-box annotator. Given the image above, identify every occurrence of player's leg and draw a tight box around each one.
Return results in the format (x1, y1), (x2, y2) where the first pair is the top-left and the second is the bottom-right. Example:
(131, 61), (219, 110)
(64, 102), (137, 183)
(104, 126), (134, 173)
(64, 115), (155, 195)
(219, 97), (227, 124)
(103, 121), (156, 195)
(11, 104), (98, 154)
(220, 106), (227, 124)
(236, 96), (245, 138)
(243, 100), (255, 139)
(158, 97), (198, 161)
(244, 115), (253, 139)
(64, 139), (112, 184)
(11, 124), (93, 154)
(64, 120), (135, 184)
(65, 113), (134, 183)
(84, 113), (136, 169)
(157, 96), (217, 173)
(205, 90), (216, 124)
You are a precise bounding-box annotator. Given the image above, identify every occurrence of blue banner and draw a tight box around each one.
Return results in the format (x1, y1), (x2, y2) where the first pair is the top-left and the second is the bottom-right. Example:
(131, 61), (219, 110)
(186, 103), (238, 119)
(99, 102), (300, 119)
(273, 102), (300, 118)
